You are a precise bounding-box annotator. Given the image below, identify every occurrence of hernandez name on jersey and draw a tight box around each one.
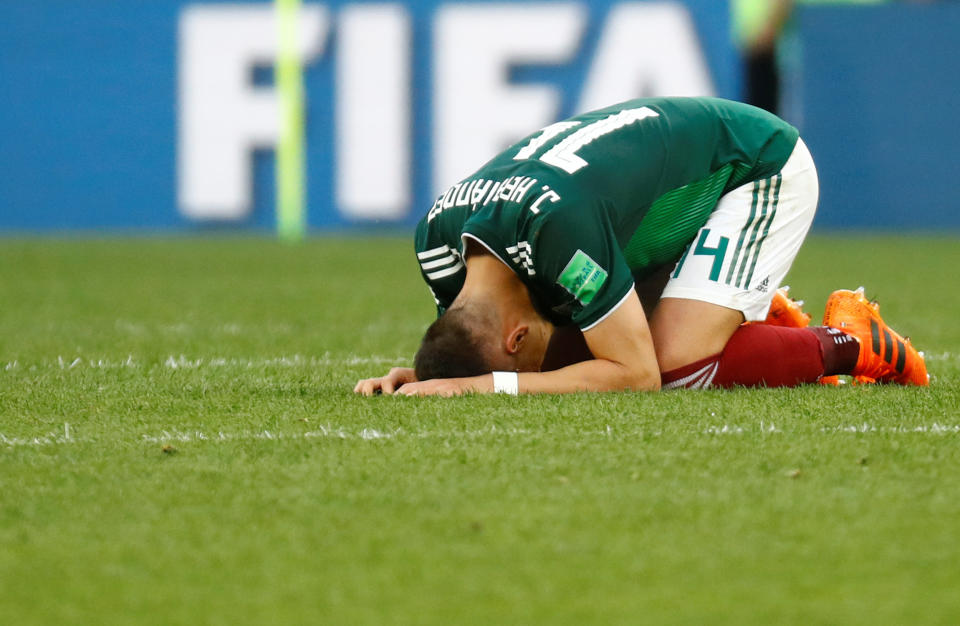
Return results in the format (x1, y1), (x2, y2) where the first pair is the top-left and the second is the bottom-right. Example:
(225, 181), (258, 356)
(415, 97), (799, 330)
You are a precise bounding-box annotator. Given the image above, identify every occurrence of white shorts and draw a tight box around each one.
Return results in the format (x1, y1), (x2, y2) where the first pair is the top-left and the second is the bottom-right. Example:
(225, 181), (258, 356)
(661, 138), (819, 321)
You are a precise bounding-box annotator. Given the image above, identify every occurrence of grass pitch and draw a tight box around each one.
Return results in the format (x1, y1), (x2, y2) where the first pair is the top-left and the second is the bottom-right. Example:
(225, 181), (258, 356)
(1, 234), (959, 624)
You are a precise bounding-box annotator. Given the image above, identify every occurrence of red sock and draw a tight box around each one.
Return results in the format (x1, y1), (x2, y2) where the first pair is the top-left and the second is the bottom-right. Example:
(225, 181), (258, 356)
(661, 325), (858, 389)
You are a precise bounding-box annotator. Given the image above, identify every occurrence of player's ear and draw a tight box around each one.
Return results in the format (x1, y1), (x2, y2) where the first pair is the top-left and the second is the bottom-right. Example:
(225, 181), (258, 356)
(506, 325), (529, 355)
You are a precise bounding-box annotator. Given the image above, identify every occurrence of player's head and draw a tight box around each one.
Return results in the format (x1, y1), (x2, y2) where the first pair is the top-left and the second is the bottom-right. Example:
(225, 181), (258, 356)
(413, 302), (551, 380)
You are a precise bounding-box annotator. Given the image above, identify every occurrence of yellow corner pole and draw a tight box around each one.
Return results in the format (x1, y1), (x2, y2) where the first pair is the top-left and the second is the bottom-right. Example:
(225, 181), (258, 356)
(276, 0), (306, 241)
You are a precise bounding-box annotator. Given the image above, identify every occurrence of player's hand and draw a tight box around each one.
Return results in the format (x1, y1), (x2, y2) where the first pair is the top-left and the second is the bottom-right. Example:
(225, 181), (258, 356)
(353, 367), (417, 396)
(395, 375), (492, 397)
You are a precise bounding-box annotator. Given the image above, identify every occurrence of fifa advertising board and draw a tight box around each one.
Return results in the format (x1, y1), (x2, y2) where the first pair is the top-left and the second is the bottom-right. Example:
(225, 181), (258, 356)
(0, 1), (736, 231)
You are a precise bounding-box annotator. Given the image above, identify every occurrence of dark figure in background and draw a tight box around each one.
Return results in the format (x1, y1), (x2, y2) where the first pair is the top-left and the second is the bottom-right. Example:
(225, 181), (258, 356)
(733, 0), (795, 115)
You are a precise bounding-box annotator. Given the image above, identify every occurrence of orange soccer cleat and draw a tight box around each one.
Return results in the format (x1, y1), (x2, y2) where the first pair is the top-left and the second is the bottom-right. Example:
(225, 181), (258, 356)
(822, 287), (929, 386)
(764, 286), (812, 328)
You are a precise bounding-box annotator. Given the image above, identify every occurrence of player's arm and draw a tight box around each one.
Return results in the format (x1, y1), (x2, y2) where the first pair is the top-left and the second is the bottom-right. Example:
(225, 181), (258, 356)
(538, 266), (669, 372)
(395, 290), (660, 396)
(521, 290), (660, 392)
(505, 211), (661, 391)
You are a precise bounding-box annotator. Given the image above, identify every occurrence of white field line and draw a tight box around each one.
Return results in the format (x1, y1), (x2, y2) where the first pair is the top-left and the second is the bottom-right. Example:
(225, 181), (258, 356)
(112, 320), (296, 336)
(4, 421), (960, 449)
(0, 425), (531, 448)
(161, 354), (407, 370)
(7, 352), (958, 373)
(4, 351), (958, 373)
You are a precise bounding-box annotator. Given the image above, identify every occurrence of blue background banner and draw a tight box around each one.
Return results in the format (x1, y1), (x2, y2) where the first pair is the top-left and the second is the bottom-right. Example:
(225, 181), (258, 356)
(1, 1), (958, 232)
(0, 0), (734, 231)
(796, 3), (960, 231)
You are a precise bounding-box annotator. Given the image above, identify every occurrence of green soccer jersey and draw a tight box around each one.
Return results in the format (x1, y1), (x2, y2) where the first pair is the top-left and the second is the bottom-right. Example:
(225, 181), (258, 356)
(415, 97), (799, 330)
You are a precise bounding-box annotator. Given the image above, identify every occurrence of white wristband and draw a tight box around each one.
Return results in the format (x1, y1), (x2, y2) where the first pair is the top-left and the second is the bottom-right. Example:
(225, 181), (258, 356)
(492, 371), (519, 395)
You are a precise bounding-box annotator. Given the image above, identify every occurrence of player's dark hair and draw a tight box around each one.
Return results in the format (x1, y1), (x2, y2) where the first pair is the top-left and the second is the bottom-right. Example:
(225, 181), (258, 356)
(414, 307), (493, 381)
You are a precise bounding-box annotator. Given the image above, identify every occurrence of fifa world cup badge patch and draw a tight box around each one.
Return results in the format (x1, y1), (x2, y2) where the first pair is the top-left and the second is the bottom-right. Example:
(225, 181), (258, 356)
(557, 250), (608, 305)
